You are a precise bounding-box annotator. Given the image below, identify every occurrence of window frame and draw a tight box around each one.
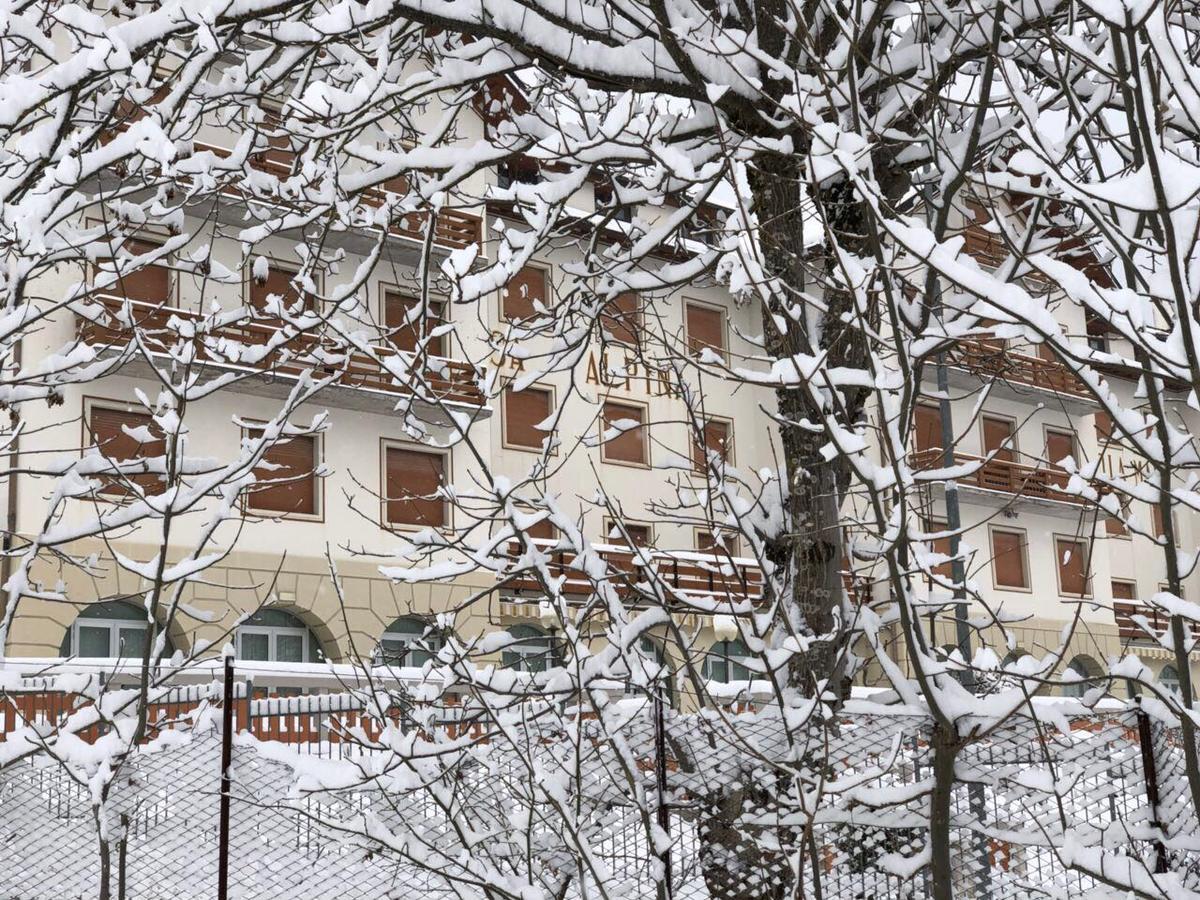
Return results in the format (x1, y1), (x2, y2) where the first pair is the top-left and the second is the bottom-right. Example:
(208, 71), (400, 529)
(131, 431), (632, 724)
(499, 263), (552, 323)
(377, 281), (451, 358)
(379, 439), (451, 531)
(980, 413), (1019, 459)
(603, 518), (655, 548)
(1053, 534), (1092, 598)
(243, 257), (321, 316)
(81, 396), (169, 500)
(988, 525), (1031, 592)
(236, 623), (312, 663)
(1043, 425), (1078, 468)
(86, 224), (178, 307)
(501, 382), (558, 454)
(694, 528), (740, 557)
(692, 415), (735, 473)
(241, 421), (324, 522)
(599, 398), (650, 469)
(64, 617), (150, 659)
(683, 298), (728, 360)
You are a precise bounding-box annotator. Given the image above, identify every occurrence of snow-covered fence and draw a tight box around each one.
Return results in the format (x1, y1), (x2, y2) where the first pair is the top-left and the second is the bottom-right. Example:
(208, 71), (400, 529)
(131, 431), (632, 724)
(0, 696), (1192, 899)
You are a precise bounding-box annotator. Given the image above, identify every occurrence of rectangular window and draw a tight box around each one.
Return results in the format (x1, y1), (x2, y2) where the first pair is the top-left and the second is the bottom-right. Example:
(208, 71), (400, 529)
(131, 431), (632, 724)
(249, 262), (312, 313)
(384, 446), (447, 528)
(502, 266), (548, 321)
(1045, 429), (1076, 467)
(686, 302), (725, 357)
(1151, 504), (1180, 545)
(88, 406), (166, 496)
(982, 416), (1016, 461)
(991, 528), (1029, 589)
(601, 401), (647, 466)
(104, 238), (170, 304)
(1111, 580), (1136, 602)
(925, 521), (954, 582)
(693, 418), (732, 471)
(503, 386), (553, 451)
(606, 520), (652, 547)
(914, 404), (942, 452)
(600, 292), (641, 346)
(1095, 411), (1113, 441)
(383, 290), (447, 356)
(1055, 537), (1090, 597)
(246, 431), (318, 516)
(696, 529), (739, 556)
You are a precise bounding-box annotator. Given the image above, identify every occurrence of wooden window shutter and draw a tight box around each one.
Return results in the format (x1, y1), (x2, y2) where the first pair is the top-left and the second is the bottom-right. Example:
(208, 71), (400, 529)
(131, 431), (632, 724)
(992, 530), (1028, 589)
(609, 522), (651, 547)
(982, 417), (1015, 461)
(694, 419), (731, 471)
(1045, 430), (1075, 468)
(601, 293), (640, 346)
(384, 291), (446, 356)
(601, 402), (646, 464)
(502, 267), (547, 321)
(1106, 514), (1128, 537)
(248, 433), (317, 515)
(527, 516), (557, 540)
(504, 387), (552, 449)
(111, 239), (170, 304)
(89, 407), (165, 495)
(696, 530), (738, 555)
(1111, 580), (1136, 601)
(686, 303), (724, 356)
(1056, 538), (1088, 596)
(1095, 411), (1113, 441)
(915, 405), (943, 453)
(385, 447), (446, 527)
(250, 264), (310, 312)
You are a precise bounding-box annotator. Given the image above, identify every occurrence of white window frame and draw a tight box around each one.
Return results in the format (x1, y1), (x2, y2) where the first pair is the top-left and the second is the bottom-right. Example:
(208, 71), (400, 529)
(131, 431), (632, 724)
(236, 624), (310, 662)
(67, 617), (149, 658)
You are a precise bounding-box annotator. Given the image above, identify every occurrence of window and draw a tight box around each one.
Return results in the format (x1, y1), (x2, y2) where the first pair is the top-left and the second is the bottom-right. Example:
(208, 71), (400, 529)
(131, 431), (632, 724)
(1055, 537), (1090, 597)
(1095, 411), (1113, 442)
(693, 418), (732, 472)
(704, 638), (753, 683)
(236, 609), (320, 662)
(249, 261), (312, 313)
(696, 529), (739, 556)
(502, 624), (555, 672)
(686, 302), (725, 358)
(384, 446), (447, 528)
(925, 520), (954, 583)
(625, 637), (671, 699)
(606, 521), (652, 547)
(982, 416), (1016, 461)
(1062, 655), (1101, 698)
(246, 430), (318, 517)
(991, 528), (1029, 589)
(1161, 665), (1180, 694)
(1112, 580), (1136, 601)
(103, 238), (170, 304)
(1045, 429), (1076, 468)
(600, 292), (641, 346)
(383, 290), (446, 356)
(88, 405), (166, 496)
(377, 617), (444, 667)
(497, 156), (542, 189)
(1106, 499), (1130, 537)
(503, 386), (553, 451)
(59, 600), (171, 659)
(1152, 504), (1180, 545)
(601, 401), (648, 466)
(502, 266), (549, 321)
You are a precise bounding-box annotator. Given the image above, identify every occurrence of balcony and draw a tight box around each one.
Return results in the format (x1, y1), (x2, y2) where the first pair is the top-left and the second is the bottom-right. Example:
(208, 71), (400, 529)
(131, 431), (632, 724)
(1113, 602), (1198, 644)
(80, 295), (486, 411)
(502, 540), (763, 606)
(911, 448), (1098, 510)
(940, 339), (1096, 411)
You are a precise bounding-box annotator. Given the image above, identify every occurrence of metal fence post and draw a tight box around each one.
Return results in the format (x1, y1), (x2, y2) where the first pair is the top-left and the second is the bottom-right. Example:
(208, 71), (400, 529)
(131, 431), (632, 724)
(218, 654), (234, 900)
(653, 688), (672, 900)
(1135, 698), (1170, 874)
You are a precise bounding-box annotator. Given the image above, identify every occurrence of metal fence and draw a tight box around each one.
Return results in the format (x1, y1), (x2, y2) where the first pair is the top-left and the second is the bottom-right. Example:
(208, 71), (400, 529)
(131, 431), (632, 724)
(0, 669), (1194, 899)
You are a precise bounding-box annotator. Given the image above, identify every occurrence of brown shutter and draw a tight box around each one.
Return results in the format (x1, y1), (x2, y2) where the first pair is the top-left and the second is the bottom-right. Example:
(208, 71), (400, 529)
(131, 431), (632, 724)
(992, 530), (1028, 588)
(601, 402), (646, 464)
(250, 264), (311, 312)
(686, 303), (724, 356)
(384, 291), (446, 356)
(1056, 538), (1088, 596)
(1095, 411), (1113, 441)
(1106, 514), (1128, 537)
(248, 432), (316, 515)
(502, 267), (547, 321)
(385, 447), (446, 527)
(110, 239), (170, 304)
(1045, 430), (1075, 467)
(527, 516), (557, 540)
(915, 405), (942, 453)
(982, 417), (1015, 461)
(1111, 580), (1136, 601)
(696, 530), (739, 555)
(89, 407), (165, 495)
(609, 522), (651, 547)
(694, 419), (731, 471)
(504, 387), (552, 449)
(601, 293), (640, 346)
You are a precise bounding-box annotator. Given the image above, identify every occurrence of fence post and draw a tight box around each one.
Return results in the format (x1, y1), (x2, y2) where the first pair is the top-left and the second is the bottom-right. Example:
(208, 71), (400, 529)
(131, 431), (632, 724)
(1135, 698), (1170, 874)
(218, 654), (234, 900)
(653, 688), (672, 900)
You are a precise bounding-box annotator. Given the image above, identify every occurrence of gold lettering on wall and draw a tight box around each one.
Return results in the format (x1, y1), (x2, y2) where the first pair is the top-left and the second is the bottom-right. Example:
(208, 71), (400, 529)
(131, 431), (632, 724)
(584, 350), (681, 398)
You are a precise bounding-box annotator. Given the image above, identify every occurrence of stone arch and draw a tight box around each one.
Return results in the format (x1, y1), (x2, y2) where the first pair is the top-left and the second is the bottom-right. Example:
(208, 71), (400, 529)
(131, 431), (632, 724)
(1062, 653), (1103, 698)
(236, 605), (330, 663)
(59, 598), (180, 660)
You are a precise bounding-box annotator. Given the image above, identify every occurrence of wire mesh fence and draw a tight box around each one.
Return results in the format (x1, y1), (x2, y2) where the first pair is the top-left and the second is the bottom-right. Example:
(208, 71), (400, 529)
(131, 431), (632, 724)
(0, 677), (1195, 899)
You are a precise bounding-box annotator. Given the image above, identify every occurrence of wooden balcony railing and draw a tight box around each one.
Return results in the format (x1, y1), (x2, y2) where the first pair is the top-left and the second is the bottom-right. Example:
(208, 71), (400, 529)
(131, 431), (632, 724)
(1113, 602), (1199, 643)
(80, 295), (485, 407)
(910, 448), (1093, 506)
(503, 540), (763, 603)
(947, 338), (1091, 399)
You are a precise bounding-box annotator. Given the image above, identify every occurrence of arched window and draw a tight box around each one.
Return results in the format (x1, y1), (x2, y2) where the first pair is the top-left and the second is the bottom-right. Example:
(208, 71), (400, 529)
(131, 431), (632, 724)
(377, 616), (444, 667)
(502, 624), (555, 673)
(236, 609), (322, 663)
(625, 637), (672, 696)
(1161, 665), (1180, 694)
(60, 600), (173, 659)
(1063, 655), (1101, 698)
(704, 639), (753, 683)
